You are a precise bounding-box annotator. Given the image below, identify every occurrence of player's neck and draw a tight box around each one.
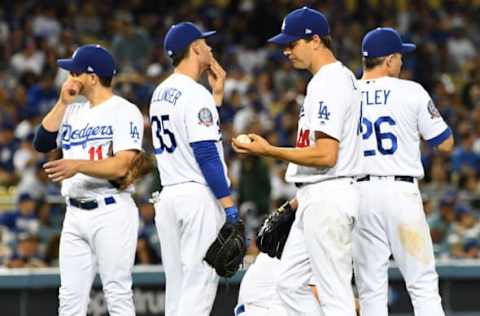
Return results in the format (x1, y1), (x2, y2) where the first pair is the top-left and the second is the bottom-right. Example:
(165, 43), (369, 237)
(362, 68), (389, 80)
(86, 88), (114, 107)
(310, 50), (337, 74)
(175, 60), (202, 82)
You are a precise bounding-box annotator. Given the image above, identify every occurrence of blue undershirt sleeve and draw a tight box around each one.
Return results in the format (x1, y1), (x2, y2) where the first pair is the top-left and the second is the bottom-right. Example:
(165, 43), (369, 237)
(33, 125), (59, 153)
(426, 127), (452, 147)
(191, 140), (239, 224)
(191, 140), (230, 199)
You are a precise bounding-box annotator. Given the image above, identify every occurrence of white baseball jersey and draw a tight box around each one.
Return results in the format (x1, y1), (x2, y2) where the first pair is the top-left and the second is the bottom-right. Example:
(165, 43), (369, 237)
(358, 77), (449, 178)
(150, 73), (229, 186)
(56, 95), (143, 316)
(58, 95), (144, 198)
(285, 62), (362, 183)
(354, 76), (447, 316)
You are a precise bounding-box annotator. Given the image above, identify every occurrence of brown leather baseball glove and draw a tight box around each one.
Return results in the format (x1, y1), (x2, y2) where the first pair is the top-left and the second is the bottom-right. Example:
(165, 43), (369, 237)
(110, 151), (155, 190)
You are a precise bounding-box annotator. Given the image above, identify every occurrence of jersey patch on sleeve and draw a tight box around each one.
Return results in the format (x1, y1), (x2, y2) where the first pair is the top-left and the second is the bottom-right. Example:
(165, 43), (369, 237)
(427, 100), (441, 119)
(198, 107), (214, 126)
(129, 121), (140, 141)
(317, 101), (331, 123)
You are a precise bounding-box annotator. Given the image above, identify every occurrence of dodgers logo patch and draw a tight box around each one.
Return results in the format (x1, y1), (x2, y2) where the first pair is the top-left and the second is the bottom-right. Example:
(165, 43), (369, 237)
(427, 100), (440, 119)
(299, 105), (305, 118)
(129, 122), (140, 141)
(198, 107), (213, 126)
(318, 101), (331, 120)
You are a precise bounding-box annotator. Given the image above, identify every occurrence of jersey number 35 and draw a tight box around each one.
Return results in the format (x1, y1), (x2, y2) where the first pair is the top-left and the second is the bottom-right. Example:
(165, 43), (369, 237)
(151, 115), (177, 154)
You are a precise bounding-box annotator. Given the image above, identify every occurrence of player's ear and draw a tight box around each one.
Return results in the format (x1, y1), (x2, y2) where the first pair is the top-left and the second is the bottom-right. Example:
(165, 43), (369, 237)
(385, 54), (394, 68)
(191, 41), (200, 56)
(90, 73), (98, 85)
(311, 34), (322, 50)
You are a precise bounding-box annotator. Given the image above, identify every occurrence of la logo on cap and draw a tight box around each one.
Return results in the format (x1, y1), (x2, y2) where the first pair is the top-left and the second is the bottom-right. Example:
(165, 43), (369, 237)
(281, 18), (286, 31)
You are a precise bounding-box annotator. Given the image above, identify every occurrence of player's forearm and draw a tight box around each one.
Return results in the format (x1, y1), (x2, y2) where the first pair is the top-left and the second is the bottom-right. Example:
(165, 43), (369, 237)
(266, 145), (337, 168)
(41, 101), (68, 132)
(76, 157), (131, 180)
(219, 195), (235, 209)
(191, 141), (239, 223)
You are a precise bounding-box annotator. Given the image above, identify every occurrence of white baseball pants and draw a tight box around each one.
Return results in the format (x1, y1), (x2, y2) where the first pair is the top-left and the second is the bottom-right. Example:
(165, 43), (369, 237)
(58, 193), (139, 316)
(237, 253), (287, 316)
(235, 303), (288, 316)
(353, 177), (445, 316)
(277, 178), (359, 316)
(154, 182), (225, 316)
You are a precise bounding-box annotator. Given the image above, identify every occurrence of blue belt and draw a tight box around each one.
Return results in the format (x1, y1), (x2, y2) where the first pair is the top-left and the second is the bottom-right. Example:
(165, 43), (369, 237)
(69, 196), (116, 210)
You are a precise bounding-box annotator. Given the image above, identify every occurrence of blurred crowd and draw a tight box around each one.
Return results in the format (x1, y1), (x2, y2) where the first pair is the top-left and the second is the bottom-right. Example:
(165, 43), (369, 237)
(0, 0), (479, 268)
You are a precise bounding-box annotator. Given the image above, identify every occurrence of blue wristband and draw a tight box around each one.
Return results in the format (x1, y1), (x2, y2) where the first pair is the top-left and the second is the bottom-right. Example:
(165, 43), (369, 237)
(225, 206), (239, 224)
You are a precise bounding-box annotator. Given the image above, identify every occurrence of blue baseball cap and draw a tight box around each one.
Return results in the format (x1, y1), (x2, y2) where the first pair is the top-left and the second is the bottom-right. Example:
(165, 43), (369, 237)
(464, 238), (479, 251)
(164, 22), (216, 58)
(18, 192), (34, 203)
(57, 44), (117, 77)
(454, 203), (471, 215)
(268, 7), (330, 45)
(362, 27), (416, 58)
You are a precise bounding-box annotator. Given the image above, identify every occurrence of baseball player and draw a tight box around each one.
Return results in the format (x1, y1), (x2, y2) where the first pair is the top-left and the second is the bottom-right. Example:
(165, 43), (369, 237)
(353, 27), (454, 316)
(235, 253), (288, 316)
(32, 44), (144, 316)
(233, 7), (362, 316)
(150, 22), (240, 316)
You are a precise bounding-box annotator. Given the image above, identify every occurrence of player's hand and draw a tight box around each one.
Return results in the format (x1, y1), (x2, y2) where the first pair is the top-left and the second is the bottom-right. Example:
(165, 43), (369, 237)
(208, 56), (226, 106)
(59, 78), (82, 105)
(43, 159), (81, 182)
(232, 134), (272, 156)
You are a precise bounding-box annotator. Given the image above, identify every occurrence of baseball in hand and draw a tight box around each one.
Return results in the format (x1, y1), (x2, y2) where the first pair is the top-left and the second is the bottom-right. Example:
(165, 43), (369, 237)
(236, 134), (252, 144)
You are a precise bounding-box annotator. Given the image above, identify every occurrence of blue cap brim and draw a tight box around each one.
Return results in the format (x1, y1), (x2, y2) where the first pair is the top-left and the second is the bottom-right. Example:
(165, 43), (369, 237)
(268, 33), (302, 45)
(57, 59), (84, 73)
(201, 30), (216, 38)
(401, 43), (416, 53)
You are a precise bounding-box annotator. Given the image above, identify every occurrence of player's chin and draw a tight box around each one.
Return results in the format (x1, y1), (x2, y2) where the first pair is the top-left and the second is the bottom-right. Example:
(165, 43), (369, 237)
(290, 60), (307, 69)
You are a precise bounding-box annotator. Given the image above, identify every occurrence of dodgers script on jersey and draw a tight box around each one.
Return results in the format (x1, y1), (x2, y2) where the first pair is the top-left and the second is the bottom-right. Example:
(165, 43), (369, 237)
(358, 77), (449, 178)
(285, 62), (362, 183)
(58, 96), (144, 198)
(150, 73), (229, 186)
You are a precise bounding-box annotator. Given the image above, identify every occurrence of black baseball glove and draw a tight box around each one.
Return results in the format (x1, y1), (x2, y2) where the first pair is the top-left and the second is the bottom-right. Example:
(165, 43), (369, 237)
(257, 201), (296, 259)
(205, 221), (246, 277)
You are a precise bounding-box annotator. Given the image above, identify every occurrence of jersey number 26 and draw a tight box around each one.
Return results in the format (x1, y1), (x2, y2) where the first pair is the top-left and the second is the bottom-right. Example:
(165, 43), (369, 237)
(151, 115), (177, 154)
(362, 116), (398, 156)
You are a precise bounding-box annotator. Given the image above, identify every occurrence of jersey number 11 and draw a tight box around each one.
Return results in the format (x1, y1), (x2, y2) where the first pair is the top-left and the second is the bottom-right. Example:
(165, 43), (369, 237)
(88, 145), (103, 160)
